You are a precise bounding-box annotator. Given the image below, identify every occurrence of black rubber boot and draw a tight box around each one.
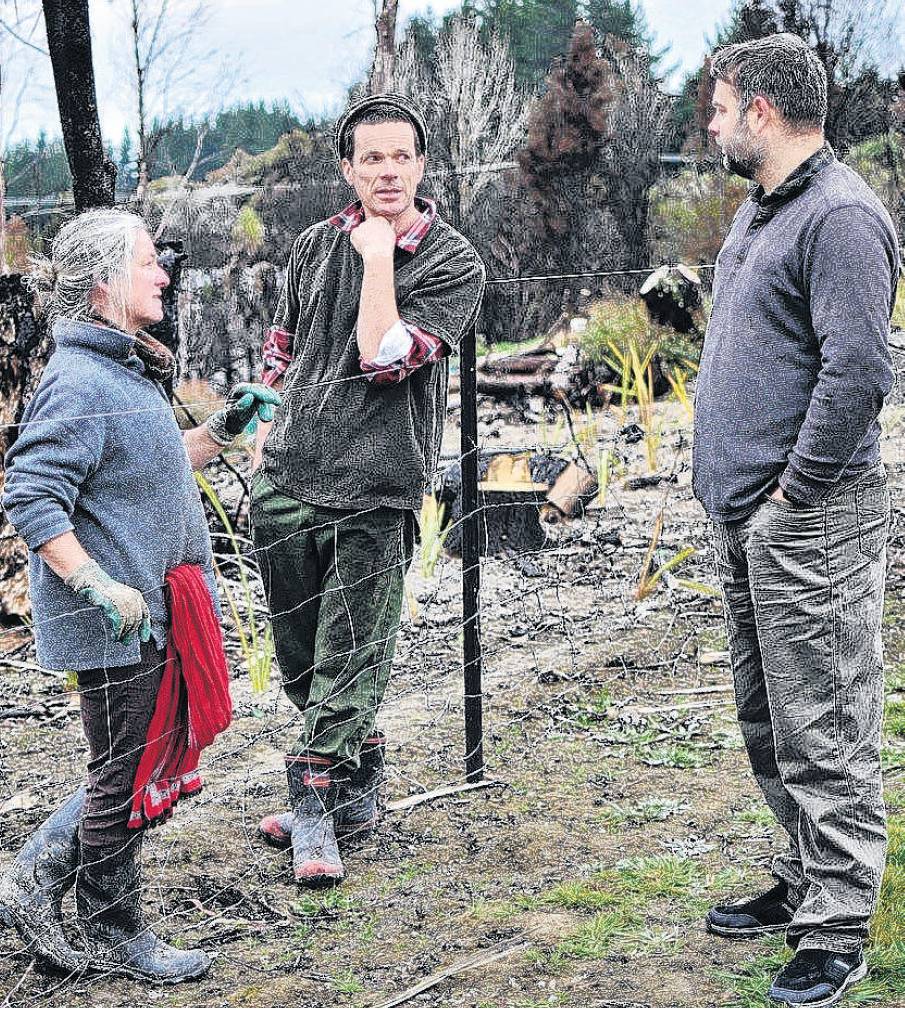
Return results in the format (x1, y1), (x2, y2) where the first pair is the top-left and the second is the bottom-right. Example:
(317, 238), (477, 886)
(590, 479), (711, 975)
(286, 755), (345, 886)
(259, 734), (387, 848)
(76, 838), (210, 983)
(335, 732), (386, 839)
(0, 787), (88, 972)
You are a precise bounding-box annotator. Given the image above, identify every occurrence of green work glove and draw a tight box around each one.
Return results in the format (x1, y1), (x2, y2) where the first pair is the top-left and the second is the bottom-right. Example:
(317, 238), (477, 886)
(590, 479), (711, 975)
(64, 560), (152, 645)
(206, 383), (282, 446)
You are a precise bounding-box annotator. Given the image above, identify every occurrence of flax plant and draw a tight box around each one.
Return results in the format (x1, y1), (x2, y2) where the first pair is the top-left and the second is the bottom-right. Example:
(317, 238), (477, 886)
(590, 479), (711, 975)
(195, 472), (273, 692)
(667, 366), (694, 422)
(635, 511), (695, 601)
(603, 335), (661, 471)
(597, 449), (612, 507)
(575, 404), (599, 456)
(419, 495), (451, 579)
(538, 412), (565, 450)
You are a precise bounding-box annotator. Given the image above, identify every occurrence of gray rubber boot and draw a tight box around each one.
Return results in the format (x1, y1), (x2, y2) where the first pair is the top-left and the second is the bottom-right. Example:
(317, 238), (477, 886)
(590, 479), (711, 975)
(0, 787), (88, 972)
(76, 838), (210, 983)
(260, 734), (386, 848)
(286, 755), (345, 886)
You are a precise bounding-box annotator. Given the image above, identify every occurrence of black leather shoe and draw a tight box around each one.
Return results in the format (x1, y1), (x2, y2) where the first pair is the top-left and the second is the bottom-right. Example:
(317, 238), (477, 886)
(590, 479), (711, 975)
(706, 878), (795, 937)
(768, 949), (867, 1006)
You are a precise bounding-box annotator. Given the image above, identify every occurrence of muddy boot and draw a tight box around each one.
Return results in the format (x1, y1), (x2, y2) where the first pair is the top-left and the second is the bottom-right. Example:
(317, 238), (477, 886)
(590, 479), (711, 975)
(76, 838), (210, 983)
(335, 733), (386, 840)
(287, 755), (345, 886)
(259, 734), (387, 848)
(0, 787), (88, 972)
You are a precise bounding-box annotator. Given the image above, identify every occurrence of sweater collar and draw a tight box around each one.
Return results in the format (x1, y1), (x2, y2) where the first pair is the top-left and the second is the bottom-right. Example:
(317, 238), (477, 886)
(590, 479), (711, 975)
(750, 142), (835, 207)
(53, 317), (138, 362)
(52, 318), (152, 378)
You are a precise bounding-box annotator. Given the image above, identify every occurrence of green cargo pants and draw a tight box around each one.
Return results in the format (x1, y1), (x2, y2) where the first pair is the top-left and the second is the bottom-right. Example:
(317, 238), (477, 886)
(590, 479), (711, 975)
(249, 470), (414, 768)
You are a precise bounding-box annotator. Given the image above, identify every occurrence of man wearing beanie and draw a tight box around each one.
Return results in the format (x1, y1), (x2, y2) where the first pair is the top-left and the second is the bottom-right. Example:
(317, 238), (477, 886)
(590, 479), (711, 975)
(249, 93), (485, 886)
(693, 34), (899, 1006)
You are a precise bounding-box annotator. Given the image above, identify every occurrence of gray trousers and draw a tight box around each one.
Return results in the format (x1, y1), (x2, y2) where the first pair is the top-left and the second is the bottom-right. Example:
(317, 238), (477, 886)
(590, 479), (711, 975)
(711, 465), (889, 953)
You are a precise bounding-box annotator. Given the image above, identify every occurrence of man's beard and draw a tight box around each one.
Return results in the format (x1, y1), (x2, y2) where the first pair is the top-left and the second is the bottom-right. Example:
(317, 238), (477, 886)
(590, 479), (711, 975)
(721, 116), (766, 181)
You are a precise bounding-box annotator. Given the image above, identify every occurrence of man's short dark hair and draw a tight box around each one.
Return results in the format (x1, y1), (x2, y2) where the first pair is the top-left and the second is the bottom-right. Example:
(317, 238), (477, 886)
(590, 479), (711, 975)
(710, 32), (828, 132)
(340, 108), (424, 161)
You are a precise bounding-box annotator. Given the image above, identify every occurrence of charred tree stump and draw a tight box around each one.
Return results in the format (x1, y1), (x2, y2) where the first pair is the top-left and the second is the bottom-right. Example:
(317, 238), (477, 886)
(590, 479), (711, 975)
(0, 276), (51, 620)
(147, 240), (187, 399)
(639, 265), (703, 333)
(439, 452), (569, 558)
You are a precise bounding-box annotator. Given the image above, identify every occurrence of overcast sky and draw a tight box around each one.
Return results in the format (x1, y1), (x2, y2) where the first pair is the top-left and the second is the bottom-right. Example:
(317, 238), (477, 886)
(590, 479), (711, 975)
(2, 0), (736, 147)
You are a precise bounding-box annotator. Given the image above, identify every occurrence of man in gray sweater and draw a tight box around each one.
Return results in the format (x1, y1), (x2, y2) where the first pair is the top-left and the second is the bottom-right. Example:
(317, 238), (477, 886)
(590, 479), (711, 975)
(693, 34), (899, 1007)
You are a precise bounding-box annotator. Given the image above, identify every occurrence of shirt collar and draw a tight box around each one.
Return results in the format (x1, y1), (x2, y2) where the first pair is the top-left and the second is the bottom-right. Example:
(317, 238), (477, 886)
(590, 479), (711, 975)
(328, 196), (437, 253)
(750, 142), (835, 206)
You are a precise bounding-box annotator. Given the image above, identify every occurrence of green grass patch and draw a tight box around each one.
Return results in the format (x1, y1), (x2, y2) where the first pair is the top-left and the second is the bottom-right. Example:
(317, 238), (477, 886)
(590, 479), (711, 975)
(638, 742), (712, 769)
(290, 890), (356, 918)
(570, 688), (615, 729)
(886, 786), (905, 814)
(551, 908), (643, 961)
(717, 937), (789, 1007)
(332, 968), (366, 996)
(886, 663), (905, 694)
(599, 797), (689, 829)
(880, 746), (904, 773)
(733, 804), (776, 829)
(883, 700), (905, 737)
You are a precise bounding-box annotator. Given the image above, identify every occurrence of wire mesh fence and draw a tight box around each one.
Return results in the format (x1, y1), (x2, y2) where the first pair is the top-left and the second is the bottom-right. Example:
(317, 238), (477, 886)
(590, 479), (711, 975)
(0, 229), (904, 1006)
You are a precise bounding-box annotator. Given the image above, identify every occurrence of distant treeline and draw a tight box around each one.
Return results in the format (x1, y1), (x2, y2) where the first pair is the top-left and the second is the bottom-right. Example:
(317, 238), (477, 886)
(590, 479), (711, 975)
(3, 101), (313, 201)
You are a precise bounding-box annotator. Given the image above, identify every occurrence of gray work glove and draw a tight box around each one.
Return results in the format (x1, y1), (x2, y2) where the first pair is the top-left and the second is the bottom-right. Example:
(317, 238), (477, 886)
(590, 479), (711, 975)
(206, 383), (282, 446)
(64, 560), (152, 645)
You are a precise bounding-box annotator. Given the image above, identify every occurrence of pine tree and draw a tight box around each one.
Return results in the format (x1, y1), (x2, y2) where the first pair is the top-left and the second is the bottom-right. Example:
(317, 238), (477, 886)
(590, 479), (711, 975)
(518, 21), (670, 269)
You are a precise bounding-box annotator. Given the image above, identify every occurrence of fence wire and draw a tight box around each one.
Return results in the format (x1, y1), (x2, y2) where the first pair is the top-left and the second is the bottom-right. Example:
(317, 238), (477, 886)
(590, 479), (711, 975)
(1, 261), (904, 1007)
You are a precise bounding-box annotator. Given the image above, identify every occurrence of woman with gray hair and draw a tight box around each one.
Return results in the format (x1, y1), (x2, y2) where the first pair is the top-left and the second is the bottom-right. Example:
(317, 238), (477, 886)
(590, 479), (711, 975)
(0, 208), (279, 983)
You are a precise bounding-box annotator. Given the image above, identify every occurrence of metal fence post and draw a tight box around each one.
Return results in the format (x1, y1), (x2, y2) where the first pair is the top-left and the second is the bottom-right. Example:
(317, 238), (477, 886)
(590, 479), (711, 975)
(460, 321), (484, 782)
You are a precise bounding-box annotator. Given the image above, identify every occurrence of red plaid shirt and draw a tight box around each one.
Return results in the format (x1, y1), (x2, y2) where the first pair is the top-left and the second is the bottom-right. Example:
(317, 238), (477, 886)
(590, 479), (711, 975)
(261, 198), (446, 387)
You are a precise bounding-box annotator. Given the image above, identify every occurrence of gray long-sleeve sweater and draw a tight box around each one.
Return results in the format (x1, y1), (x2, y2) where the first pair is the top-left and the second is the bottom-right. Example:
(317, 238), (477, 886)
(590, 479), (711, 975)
(692, 145), (900, 522)
(2, 319), (217, 671)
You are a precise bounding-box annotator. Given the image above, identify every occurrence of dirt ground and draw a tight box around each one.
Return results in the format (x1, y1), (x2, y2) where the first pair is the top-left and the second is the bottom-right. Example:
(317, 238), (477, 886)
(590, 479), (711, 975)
(1, 391), (904, 1008)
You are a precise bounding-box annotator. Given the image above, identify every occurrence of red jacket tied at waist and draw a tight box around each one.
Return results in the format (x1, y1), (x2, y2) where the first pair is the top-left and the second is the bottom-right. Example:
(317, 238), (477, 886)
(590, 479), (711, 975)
(128, 564), (232, 829)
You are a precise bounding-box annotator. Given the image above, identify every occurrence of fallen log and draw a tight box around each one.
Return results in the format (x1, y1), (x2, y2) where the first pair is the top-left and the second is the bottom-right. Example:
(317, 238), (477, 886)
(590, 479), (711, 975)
(541, 460), (598, 521)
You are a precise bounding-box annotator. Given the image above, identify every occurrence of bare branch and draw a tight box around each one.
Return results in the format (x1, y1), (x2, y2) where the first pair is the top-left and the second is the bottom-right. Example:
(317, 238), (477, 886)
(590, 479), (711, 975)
(0, 14), (47, 54)
(153, 122), (208, 241)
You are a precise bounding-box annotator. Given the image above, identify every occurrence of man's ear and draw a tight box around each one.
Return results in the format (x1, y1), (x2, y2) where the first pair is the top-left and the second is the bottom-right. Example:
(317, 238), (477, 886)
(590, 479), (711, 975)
(341, 158), (354, 186)
(749, 95), (775, 133)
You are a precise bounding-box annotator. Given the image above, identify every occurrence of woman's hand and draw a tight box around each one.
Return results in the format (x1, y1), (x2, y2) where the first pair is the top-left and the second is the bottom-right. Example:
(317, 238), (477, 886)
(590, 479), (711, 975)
(64, 560), (152, 644)
(206, 383), (282, 446)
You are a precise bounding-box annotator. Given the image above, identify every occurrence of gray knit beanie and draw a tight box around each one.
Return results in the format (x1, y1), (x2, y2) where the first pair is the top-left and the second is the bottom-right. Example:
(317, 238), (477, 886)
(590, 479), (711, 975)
(334, 93), (429, 161)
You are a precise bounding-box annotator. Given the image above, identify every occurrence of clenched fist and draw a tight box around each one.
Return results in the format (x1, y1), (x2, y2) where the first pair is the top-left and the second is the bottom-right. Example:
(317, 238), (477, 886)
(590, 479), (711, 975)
(350, 217), (396, 261)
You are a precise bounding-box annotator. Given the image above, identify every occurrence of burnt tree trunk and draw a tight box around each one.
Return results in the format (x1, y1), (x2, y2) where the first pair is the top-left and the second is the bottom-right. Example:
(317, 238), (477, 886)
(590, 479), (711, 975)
(370, 0), (399, 93)
(42, 0), (116, 211)
(1, 3), (115, 622)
